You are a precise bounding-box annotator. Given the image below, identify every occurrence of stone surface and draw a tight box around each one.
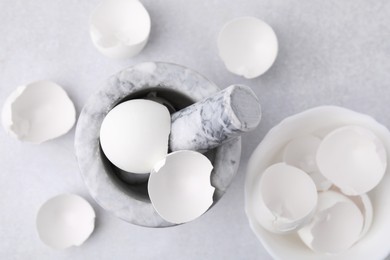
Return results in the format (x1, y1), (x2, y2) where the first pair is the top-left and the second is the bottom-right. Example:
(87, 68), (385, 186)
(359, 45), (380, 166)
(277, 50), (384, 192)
(170, 84), (261, 151)
(74, 62), (241, 227)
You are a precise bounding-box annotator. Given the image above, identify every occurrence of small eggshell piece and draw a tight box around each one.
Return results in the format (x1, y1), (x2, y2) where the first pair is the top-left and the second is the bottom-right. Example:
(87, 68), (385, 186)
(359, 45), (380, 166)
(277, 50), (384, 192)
(283, 135), (332, 191)
(218, 17), (278, 78)
(298, 191), (364, 254)
(100, 99), (170, 174)
(148, 151), (214, 224)
(1, 80), (76, 143)
(253, 163), (318, 233)
(316, 126), (387, 195)
(36, 194), (96, 250)
(89, 0), (151, 59)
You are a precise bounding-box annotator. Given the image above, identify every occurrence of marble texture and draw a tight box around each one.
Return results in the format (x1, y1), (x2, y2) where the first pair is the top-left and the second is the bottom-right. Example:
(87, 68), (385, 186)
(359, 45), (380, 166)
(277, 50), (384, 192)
(170, 84), (261, 151)
(74, 62), (241, 227)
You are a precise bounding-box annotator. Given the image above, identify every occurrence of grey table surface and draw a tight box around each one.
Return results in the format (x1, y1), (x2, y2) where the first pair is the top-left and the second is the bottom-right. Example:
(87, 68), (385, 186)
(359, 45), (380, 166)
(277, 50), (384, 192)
(1, 0), (390, 259)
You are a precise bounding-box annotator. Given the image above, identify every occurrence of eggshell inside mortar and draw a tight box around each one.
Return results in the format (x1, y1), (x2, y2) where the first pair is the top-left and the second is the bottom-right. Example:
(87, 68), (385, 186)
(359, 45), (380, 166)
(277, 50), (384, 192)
(100, 99), (171, 174)
(245, 106), (390, 260)
(148, 150), (214, 224)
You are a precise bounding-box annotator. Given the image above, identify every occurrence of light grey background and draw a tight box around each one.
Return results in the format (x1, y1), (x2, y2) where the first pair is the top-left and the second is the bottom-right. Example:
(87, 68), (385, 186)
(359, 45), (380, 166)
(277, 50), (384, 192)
(1, 0), (390, 259)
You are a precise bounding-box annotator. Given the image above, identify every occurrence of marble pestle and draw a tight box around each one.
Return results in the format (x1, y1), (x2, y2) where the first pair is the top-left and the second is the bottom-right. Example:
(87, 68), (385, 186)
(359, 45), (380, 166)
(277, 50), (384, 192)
(170, 84), (261, 152)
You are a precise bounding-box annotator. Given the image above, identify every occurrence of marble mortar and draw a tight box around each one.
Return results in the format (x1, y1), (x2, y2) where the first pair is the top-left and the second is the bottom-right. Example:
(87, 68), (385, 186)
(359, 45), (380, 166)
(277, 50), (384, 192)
(75, 62), (241, 227)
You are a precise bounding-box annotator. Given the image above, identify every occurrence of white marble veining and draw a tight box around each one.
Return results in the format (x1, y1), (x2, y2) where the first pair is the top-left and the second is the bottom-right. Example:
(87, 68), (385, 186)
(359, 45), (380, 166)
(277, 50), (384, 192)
(170, 84), (261, 151)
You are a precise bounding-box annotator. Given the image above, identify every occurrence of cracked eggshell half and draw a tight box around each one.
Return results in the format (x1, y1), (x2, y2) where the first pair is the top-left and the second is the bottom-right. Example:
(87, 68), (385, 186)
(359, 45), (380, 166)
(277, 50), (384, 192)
(283, 135), (332, 191)
(252, 163), (317, 233)
(90, 0), (151, 59)
(217, 17), (278, 79)
(1, 80), (76, 143)
(298, 191), (364, 255)
(100, 99), (170, 174)
(245, 106), (390, 260)
(36, 194), (95, 250)
(148, 150), (214, 224)
(317, 126), (387, 196)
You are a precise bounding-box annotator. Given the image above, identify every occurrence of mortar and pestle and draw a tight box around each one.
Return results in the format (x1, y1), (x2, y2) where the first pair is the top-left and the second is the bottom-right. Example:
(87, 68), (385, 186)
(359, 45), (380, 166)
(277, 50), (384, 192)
(75, 62), (261, 227)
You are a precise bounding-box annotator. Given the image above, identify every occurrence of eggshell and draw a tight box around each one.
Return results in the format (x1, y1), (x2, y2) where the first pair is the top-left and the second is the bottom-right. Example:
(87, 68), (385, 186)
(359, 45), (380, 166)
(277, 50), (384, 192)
(1, 80), (76, 143)
(283, 135), (332, 191)
(36, 194), (95, 250)
(317, 126), (387, 195)
(89, 0), (151, 59)
(252, 163), (318, 233)
(218, 17), (278, 78)
(100, 99), (170, 174)
(298, 191), (364, 254)
(148, 150), (214, 224)
(245, 106), (390, 260)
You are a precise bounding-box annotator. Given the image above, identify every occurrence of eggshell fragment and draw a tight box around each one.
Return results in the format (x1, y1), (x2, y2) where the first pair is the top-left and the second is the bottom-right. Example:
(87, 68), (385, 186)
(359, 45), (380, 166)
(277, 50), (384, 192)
(298, 191), (364, 254)
(148, 151), (214, 224)
(36, 194), (96, 250)
(317, 126), (387, 195)
(252, 163), (317, 233)
(100, 99), (170, 174)
(283, 135), (332, 191)
(351, 194), (373, 239)
(89, 0), (151, 59)
(1, 80), (76, 143)
(217, 17), (278, 78)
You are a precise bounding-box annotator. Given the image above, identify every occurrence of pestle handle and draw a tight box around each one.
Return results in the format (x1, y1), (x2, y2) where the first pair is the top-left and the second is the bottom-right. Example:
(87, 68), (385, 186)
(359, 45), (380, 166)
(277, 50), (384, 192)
(170, 84), (261, 152)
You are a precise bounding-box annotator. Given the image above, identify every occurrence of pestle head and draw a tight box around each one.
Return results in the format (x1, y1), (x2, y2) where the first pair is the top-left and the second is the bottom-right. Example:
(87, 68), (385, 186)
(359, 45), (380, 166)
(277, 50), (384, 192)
(170, 84), (261, 152)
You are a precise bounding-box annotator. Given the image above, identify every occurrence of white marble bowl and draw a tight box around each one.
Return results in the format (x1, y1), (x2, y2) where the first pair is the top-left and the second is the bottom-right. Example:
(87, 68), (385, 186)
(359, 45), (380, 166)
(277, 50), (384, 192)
(75, 62), (241, 227)
(245, 106), (390, 260)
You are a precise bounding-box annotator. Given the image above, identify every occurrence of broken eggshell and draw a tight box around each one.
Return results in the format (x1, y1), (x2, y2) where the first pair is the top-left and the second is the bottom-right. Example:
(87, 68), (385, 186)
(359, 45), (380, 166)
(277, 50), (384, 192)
(89, 0), (151, 59)
(245, 106), (390, 260)
(217, 17), (278, 79)
(252, 163), (317, 234)
(36, 194), (95, 250)
(100, 99), (171, 174)
(148, 150), (214, 224)
(283, 135), (332, 191)
(1, 80), (76, 143)
(317, 126), (387, 196)
(298, 190), (364, 255)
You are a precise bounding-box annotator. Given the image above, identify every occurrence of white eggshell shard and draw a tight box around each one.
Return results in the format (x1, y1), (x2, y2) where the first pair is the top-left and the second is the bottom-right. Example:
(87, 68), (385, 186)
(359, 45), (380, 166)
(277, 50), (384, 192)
(218, 17), (278, 78)
(1, 81), (76, 143)
(90, 0), (151, 59)
(298, 191), (364, 255)
(36, 194), (96, 250)
(341, 191), (373, 239)
(100, 99), (170, 174)
(317, 126), (387, 195)
(253, 163), (317, 233)
(148, 151), (214, 224)
(283, 135), (332, 191)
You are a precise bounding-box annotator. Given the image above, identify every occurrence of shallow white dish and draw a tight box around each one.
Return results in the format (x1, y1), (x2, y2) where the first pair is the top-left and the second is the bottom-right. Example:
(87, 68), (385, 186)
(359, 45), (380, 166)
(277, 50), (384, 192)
(245, 106), (390, 260)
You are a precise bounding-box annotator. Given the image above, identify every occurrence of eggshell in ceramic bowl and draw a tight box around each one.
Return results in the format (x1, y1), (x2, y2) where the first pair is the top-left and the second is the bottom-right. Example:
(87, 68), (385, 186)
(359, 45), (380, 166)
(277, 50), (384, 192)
(245, 106), (390, 260)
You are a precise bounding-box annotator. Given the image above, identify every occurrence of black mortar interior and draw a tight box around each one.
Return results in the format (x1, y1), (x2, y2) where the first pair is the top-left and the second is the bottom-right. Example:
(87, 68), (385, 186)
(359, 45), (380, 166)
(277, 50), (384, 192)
(100, 87), (218, 202)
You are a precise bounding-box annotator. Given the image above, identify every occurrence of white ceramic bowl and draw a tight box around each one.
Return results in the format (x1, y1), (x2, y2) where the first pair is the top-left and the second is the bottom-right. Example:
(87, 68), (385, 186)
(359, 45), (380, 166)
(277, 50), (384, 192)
(245, 106), (390, 260)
